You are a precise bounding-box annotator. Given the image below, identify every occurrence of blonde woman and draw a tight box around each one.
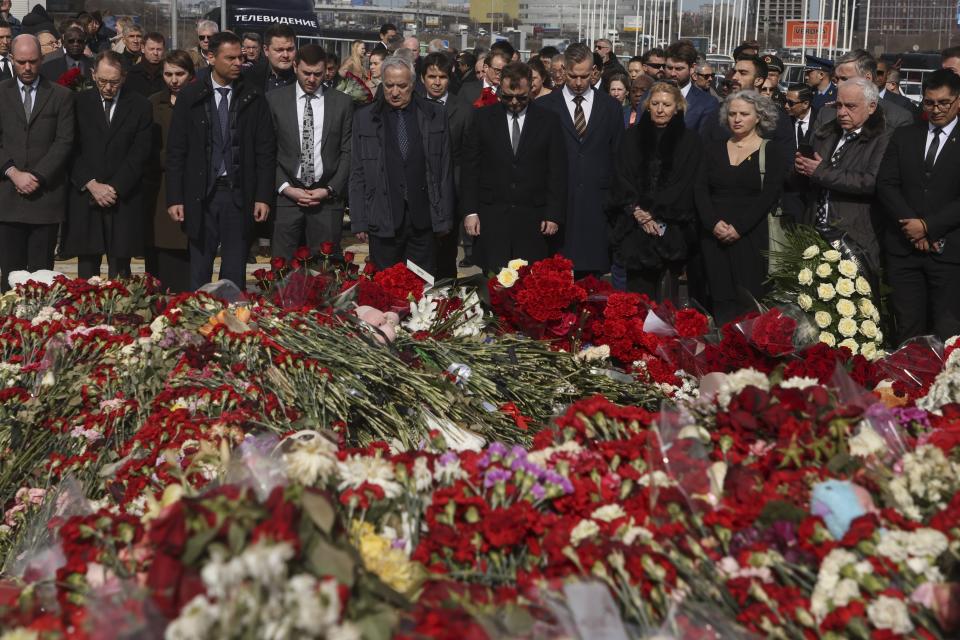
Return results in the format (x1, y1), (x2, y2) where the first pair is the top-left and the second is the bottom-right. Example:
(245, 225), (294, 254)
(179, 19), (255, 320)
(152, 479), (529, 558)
(339, 40), (366, 78)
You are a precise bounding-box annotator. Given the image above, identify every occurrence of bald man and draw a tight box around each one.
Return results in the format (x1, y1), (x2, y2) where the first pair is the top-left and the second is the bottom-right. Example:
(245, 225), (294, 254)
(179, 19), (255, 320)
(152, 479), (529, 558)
(0, 34), (75, 290)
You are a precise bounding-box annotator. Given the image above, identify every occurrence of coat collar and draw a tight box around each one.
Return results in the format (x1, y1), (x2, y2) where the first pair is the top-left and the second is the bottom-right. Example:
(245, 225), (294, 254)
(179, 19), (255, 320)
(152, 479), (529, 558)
(190, 73), (260, 110)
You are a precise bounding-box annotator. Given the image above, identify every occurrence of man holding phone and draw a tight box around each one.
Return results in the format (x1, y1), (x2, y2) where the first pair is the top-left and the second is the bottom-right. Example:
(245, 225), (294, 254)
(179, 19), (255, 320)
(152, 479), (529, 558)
(783, 83), (817, 225)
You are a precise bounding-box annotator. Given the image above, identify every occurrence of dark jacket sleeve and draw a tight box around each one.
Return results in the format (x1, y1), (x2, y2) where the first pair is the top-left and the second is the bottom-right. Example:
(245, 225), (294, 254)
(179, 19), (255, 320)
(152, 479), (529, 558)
(545, 115), (567, 223)
(875, 128), (918, 223)
(460, 108), (481, 216)
(348, 112), (368, 232)
(33, 88), (74, 184)
(695, 142), (720, 229)
(731, 140), (787, 235)
(328, 94), (353, 195)
(253, 100), (276, 206)
(109, 99), (154, 199)
(437, 109), (456, 232)
(811, 131), (892, 196)
(165, 92), (190, 207)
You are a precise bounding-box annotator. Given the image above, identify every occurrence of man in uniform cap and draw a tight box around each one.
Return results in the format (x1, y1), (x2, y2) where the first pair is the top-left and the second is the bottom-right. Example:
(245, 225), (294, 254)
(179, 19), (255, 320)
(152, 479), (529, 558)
(763, 54), (784, 87)
(805, 55), (836, 110)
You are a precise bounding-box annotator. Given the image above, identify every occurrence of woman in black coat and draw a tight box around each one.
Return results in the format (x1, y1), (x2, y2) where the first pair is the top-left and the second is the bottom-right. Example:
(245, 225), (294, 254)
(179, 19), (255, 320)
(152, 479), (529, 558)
(612, 82), (701, 299)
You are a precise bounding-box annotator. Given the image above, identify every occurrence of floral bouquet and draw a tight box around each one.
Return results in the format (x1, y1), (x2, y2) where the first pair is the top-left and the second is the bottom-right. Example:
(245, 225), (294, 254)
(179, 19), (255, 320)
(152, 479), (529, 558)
(56, 67), (93, 92)
(768, 226), (884, 359)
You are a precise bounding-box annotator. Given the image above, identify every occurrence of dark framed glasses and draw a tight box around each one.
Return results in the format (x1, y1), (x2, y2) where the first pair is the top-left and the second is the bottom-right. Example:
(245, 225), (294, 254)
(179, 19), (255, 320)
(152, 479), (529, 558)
(500, 93), (529, 102)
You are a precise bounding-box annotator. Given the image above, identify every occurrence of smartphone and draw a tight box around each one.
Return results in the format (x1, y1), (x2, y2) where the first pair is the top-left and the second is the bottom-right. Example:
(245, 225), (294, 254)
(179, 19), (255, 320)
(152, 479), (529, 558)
(656, 222), (667, 236)
(798, 143), (815, 159)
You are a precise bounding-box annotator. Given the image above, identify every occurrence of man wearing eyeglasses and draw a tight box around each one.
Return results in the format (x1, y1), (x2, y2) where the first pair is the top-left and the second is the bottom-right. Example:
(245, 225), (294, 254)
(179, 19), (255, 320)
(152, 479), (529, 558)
(267, 45), (353, 261)
(462, 61), (565, 272)
(595, 39), (625, 78)
(782, 83), (816, 226)
(693, 63), (720, 101)
(0, 33), (74, 291)
(640, 47), (666, 81)
(61, 50), (152, 280)
(878, 69), (960, 341)
(189, 20), (217, 70)
(40, 26), (92, 80)
(458, 50), (508, 108)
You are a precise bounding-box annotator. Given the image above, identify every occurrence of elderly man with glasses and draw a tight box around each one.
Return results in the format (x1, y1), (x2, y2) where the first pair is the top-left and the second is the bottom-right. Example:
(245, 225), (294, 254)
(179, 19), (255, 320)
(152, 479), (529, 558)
(40, 26), (92, 80)
(595, 38), (625, 78)
(189, 20), (218, 70)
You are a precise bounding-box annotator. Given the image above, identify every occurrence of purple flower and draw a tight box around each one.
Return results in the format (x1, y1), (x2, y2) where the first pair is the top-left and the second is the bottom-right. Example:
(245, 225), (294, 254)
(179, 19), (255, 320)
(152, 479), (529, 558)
(530, 484), (546, 500)
(510, 445), (527, 460)
(488, 442), (508, 457)
(439, 452), (459, 466)
(483, 468), (512, 489)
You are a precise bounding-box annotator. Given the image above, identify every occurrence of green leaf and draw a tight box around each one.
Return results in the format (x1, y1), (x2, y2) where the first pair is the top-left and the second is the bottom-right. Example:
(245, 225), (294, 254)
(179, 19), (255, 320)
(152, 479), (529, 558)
(307, 538), (356, 587)
(302, 490), (336, 535)
(182, 525), (221, 566)
(353, 606), (398, 640)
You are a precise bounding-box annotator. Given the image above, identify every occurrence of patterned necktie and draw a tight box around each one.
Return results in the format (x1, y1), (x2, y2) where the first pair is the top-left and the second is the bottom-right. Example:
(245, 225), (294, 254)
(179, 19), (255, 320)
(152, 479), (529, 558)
(815, 131), (860, 228)
(22, 84), (32, 119)
(396, 108), (408, 161)
(924, 127), (943, 174)
(103, 98), (113, 125)
(511, 113), (520, 155)
(216, 87), (230, 173)
(300, 94), (315, 186)
(573, 95), (587, 138)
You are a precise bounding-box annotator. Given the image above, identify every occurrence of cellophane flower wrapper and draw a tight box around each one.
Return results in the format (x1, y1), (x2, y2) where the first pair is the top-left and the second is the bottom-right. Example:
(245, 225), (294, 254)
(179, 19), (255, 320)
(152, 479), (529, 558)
(874, 335), (945, 398)
(224, 433), (288, 501)
(831, 363), (910, 461)
(733, 305), (817, 358)
(82, 579), (165, 640)
(532, 579), (633, 640)
(646, 601), (762, 640)
(655, 401), (715, 514)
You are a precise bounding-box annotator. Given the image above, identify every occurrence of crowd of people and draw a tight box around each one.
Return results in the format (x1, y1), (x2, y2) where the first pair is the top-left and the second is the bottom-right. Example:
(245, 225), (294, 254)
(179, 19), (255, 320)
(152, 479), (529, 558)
(1, 7), (960, 343)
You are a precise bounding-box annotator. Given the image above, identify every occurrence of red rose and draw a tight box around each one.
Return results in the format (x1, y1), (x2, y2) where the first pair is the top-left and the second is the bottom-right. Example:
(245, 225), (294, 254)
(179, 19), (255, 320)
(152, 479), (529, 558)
(270, 256), (286, 271)
(319, 241), (336, 256)
(344, 251), (355, 263)
(294, 246), (312, 260)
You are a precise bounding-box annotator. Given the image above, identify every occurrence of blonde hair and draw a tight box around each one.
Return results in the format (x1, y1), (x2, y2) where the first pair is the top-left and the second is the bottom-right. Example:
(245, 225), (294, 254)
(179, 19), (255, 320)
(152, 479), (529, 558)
(646, 81), (687, 113)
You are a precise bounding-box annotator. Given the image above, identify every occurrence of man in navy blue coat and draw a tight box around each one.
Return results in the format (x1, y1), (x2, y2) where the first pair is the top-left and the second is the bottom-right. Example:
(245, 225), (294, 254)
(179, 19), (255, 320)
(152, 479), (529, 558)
(664, 40), (718, 135)
(540, 43), (623, 276)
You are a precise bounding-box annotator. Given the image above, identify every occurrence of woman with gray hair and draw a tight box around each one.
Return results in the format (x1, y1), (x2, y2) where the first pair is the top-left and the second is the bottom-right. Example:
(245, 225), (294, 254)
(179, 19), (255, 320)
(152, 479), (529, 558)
(695, 90), (788, 323)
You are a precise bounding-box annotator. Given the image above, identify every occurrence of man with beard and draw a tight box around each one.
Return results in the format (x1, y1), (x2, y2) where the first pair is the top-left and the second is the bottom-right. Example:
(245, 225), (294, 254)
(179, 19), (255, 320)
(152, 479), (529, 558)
(125, 32), (165, 97)
(40, 26), (92, 80)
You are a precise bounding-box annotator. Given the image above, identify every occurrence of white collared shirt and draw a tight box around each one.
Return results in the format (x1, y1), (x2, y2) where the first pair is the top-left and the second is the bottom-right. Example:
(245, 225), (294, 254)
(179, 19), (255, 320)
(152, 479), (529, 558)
(279, 83), (326, 193)
(17, 76), (39, 97)
(435, 92), (448, 105)
(562, 84), (594, 127)
(680, 81), (691, 99)
(211, 75), (232, 109)
(506, 107), (527, 141)
(795, 109), (811, 142)
(0, 55), (10, 75)
(879, 88), (887, 99)
(101, 90), (120, 123)
(925, 116), (958, 165)
(833, 126), (863, 155)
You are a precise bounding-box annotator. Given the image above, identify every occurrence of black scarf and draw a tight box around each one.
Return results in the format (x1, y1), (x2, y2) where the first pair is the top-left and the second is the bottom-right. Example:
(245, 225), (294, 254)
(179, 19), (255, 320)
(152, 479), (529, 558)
(634, 111), (686, 193)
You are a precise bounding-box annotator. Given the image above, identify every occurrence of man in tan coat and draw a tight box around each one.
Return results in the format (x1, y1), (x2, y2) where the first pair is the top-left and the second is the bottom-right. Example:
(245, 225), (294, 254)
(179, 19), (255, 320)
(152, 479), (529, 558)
(0, 34), (74, 290)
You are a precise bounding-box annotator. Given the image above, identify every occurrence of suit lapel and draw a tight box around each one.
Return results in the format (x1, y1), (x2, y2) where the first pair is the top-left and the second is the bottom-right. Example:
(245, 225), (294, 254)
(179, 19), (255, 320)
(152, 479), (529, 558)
(552, 91), (581, 142)
(106, 92), (131, 139)
(319, 88), (333, 155)
(4, 82), (27, 126)
(932, 126), (960, 174)
(27, 80), (53, 127)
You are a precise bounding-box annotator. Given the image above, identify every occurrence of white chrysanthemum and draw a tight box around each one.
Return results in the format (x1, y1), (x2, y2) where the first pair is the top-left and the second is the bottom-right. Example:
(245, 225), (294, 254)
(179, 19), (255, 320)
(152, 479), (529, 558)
(591, 504), (627, 522)
(815, 311), (832, 328)
(570, 519), (600, 546)
(867, 596), (914, 635)
(797, 293), (813, 311)
(837, 260), (858, 278)
(496, 267), (519, 288)
(715, 367), (771, 408)
(507, 258), (528, 271)
(833, 578), (861, 607)
(817, 283), (836, 301)
(164, 595), (220, 640)
(836, 278), (855, 297)
(837, 317), (858, 338)
(816, 262), (833, 278)
(336, 455), (403, 498)
(282, 432), (339, 487)
(860, 320), (879, 339)
(838, 338), (859, 354)
(819, 331), (836, 347)
(412, 456), (434, 493)
(802, 245), (821, 259)
(849, 423), (886, 457)
(779, 376), (821, 390)
(823, 249), (841, 262)
(798, 268), (814, 285)
(836, 299), (857, 318)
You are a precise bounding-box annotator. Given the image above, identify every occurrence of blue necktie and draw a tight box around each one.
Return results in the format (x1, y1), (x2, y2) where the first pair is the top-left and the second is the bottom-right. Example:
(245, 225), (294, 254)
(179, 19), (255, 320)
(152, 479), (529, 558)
(216, 87), (230, 173)
(395, 109), (408, 161)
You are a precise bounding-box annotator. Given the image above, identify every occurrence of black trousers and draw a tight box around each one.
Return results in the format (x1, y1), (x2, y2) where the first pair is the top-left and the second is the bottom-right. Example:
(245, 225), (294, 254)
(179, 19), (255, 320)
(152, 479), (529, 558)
(887, 250), (960, 343)
(189, 186), (247, 290)
(626, 262), (682, 301)
(369, 219), (436, 276)
(145, 248), (191, 293)
(77, 255), (131, 280)
(0, 222), (57, 292)
(272, 200), (343, 260)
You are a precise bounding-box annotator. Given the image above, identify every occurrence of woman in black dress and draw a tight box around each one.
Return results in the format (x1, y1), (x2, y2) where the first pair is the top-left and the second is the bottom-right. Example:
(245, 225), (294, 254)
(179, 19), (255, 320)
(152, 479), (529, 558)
(612, 82), (701, 299)
(695, 90), (787, 325)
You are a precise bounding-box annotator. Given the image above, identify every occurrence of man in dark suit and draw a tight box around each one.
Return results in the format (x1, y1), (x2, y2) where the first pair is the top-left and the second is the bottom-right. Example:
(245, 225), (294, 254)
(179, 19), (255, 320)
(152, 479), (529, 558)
(0, 34), (74, 290)
(462, 62), (565, 272)
(0, 20), (12, 81)
(166, 31), (276, 290)
(877, 69), (960, 341)
(266, 44), (353, 260)
(812, 50), (913, 134)
(782, 83), (818, 226)
(662, 40), (718, 135)
(62, 51), (152, 279)
(243, 24), (296, 95)
(458, 50), (508, 108)
(125, 31), (165, 97)
(876, 60), (919, 116)
(40, 26), (91, 81)
(540, 43), (624, 277)
(349, 55), (455, 275)
(418, 52), (474, 277)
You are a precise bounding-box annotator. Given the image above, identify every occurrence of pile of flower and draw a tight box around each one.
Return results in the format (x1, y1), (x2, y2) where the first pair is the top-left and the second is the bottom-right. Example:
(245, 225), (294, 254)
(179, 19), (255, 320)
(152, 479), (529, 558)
(0, 253), (959, 639)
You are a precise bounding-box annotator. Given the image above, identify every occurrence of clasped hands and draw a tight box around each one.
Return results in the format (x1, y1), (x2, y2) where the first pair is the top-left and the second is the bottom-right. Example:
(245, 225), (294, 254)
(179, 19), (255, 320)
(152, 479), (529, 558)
(86, 179), (118, 208)
(283, 186), (329, 208)
(8, 168), (41, 196)
(463, 214), (558, 237)
(713, 220), (740, 244)
(899, 217), (932, 252)
(633, 207), (663, 236)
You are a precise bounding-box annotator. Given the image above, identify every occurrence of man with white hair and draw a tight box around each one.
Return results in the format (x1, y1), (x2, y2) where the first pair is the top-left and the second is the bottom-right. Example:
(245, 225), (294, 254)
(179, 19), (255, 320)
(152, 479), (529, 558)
(795, 77), (892, 269)
(189, 19), (218, 70)
(349, 56), (454, 274)
(812, 49), (913, 134)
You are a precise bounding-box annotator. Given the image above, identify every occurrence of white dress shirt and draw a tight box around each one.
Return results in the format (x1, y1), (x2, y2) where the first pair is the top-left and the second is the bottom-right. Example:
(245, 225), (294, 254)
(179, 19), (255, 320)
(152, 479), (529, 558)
(506, 107), (527, 142)
(562, 84), (594, 126)
(0, 55), (11, 77)
(924, 116), (958, 166)
(101, 90), (119, 123)
(833, 126), (863, 155)
(879, 88), (887, 99)
(211, 75), (232, 109)
(795, 109), (812, 144)
(679, 81), (691, 99)
(279, 83), (325, 193)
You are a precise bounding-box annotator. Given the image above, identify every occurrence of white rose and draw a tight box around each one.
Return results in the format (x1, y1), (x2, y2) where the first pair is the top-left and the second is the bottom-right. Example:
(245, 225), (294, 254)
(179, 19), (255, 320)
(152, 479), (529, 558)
(507, 259), (528, 271)
(815, 311), (833, 328)
(837, 317), (858, 338)
(837, 259), (858, 278)
(860, 320), (879, 339)
(839, 338), (859, 354)
(817, 283), (836, 301)
(802, 245), (821, 259)
(797, 293), (813, 311)
(836, 278), (855, 297)
(798, 268), (814, 286)
(496, 267), (519, 288)
(819, 332), (836, 347)
(836, 299), (857, 318)
(823, 249), (841, 262)
(867, 596), (914, 635)
(816, 262), (833, 278)
(858, 298), (876, 318)
(861, 342), (878, 360)
(855, 276), (872, 295)
(849, 423), (886, 457)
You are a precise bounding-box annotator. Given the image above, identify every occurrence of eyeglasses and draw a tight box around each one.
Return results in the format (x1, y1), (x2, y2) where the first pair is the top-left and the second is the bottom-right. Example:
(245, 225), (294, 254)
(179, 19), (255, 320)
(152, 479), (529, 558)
(697, 73), (714, 79)
(198, 35), (212, 40)
(644, 63), (665, 70)
(922, 96), (958, 111)
(595, 44), (610, 50)
(759, 87), (774, 94)
(500, 93), (529, 102)
(95, 78), (122, 87)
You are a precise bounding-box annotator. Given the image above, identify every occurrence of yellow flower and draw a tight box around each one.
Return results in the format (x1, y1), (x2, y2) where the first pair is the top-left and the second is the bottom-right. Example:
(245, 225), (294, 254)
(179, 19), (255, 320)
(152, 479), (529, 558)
(507, 259), (528, 271)
(352, 521), (419, 593)
(496, 267), (520, 288)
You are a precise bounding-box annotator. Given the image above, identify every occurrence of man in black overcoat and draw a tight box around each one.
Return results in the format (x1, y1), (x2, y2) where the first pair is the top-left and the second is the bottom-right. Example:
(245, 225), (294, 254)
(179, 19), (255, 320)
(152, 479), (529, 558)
(62, 50), (152, 279)
(166, 31), (276, 290)
(462, 61), (566, 272)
